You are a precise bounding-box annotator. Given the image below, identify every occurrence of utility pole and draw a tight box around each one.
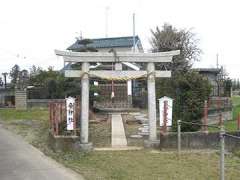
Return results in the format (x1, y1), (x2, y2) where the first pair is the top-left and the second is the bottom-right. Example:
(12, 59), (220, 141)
(105, 6), (109, 38)
(133, 13), (136, 52)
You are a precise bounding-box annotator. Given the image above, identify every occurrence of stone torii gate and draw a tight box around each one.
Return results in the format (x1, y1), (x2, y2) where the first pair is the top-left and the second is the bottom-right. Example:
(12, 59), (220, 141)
(55, 50), (180, 150)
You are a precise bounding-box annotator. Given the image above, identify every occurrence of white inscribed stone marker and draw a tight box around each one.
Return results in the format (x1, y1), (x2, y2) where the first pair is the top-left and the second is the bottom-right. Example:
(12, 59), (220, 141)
(66, 96), (75, 130)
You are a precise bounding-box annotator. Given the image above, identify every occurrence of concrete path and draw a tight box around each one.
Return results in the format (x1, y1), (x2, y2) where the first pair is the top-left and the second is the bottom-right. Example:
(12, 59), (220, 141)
(111, 113), (128, 147)
(0, 124), (84, 180)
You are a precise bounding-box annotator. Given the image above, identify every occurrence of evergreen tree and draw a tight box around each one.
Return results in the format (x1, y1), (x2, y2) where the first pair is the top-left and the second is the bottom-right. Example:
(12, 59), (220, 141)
(9, 64), (20, 88)
(151, 24), (211, 131)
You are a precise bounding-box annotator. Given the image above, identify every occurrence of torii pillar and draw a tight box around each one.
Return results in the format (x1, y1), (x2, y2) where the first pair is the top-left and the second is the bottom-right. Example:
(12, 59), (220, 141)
(79, 62), (93, 151)
(147, 62), (157, 142)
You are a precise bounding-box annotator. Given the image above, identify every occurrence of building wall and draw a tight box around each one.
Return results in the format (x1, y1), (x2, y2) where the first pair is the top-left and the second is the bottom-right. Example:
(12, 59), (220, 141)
(199, 71), (223, 96)
(0, 89), (15, 107)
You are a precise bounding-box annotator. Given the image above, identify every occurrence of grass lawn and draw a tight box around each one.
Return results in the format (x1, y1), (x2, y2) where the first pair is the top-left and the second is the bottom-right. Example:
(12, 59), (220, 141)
(0, 108), (49, 121)
(0, 108), (240, 179)
(0, 108), (50, 150)
(232, 96), (240, 120)
(50, 150), (240, 180)
(232, 96), (240, 106)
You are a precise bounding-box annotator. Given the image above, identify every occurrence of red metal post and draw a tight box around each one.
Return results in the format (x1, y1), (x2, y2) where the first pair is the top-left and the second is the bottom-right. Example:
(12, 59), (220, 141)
(55, 103), (59, 136)
(60, 103), (63, 123)
(53, 103), (55, 135)
(63, 101), (66, 132)
(73, 102), (77, 136)
(51, 103), (54, 130)
(203, 100), (208, 133)
(49, 103), (52, 128)
(52, 103), (56, 135)
(237, 113), (240, 130)
(219, 113), (223, 126)
(162, 100), (168, 134)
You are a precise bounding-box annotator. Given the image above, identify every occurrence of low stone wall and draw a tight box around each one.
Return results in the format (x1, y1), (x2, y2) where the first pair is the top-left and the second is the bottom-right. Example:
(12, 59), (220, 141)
(160, 131), (240, 152)
(27, 99), (65, 108)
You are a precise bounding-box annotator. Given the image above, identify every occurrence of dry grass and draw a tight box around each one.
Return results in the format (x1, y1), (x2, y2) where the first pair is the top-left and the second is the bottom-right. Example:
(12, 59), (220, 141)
(0, 109), (240, 180)
(49, 149), (240, 180)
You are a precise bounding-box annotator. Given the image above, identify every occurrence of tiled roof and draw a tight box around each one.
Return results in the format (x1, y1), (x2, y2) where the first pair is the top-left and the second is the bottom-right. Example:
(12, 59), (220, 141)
(67, 36), (143, 51)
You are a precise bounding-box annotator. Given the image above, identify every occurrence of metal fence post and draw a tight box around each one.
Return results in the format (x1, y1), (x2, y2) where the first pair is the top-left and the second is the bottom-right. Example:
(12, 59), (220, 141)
(237, 113), (240, 130)
(220, 125), (225, 180)
(177, 120), (181, 156)
(163, 100), (168, 133)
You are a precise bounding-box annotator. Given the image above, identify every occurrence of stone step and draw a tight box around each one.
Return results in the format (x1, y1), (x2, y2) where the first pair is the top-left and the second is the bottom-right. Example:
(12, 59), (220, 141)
(130, 134), (143, 138)
(138, 127), (149, 131)
(141, 129), (149, 133)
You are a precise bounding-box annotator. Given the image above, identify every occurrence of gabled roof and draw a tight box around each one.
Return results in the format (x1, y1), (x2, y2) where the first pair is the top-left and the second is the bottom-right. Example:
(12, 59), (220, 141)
(67, 36), (143, 51)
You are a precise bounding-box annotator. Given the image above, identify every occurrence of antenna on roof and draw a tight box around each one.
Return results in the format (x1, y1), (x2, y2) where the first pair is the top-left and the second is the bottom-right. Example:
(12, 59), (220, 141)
(133, 13), (136, 52)
(105, 6), (109, 38)
(216, 53), (219, 69)
(80, 31), (83, 40)
(75, 31), (83, 40)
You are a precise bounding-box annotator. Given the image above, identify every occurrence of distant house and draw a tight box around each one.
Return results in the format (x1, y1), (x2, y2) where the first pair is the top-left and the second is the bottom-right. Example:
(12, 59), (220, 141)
(66, 36), (144, 109)
(0, 84), (15, 107)
(67, 36), (143, 53)
(194, 68), (225, 97)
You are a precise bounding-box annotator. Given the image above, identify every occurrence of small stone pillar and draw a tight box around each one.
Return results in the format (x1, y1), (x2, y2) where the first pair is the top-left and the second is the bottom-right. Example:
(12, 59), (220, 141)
(80, 62), (92, 151)
(145, 62), (158, 147)
(15, 89), (27, 110)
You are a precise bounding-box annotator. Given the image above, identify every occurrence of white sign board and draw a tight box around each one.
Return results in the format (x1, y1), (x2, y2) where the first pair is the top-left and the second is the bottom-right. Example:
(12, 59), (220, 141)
(66, 97), (75, 130)
(159, 96), (173, 127)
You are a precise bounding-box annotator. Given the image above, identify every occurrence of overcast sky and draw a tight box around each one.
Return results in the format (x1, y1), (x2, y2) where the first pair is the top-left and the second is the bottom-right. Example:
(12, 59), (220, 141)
(0, 0), (239, 79)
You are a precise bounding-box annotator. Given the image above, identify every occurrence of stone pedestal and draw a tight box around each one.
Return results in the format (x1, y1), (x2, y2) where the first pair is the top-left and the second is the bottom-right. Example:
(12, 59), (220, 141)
(79, 142), (93, 152)
(147, 62), (157, 141)
(81, 62), (90, 144)
(15, 90), (27, 110)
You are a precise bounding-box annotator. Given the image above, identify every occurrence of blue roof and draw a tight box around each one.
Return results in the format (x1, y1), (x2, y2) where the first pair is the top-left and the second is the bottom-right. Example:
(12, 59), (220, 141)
(67, 36), (143, 51)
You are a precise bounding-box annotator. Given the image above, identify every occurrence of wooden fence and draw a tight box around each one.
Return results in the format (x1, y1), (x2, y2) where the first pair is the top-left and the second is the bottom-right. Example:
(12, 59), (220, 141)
(49, 100), (80, 136)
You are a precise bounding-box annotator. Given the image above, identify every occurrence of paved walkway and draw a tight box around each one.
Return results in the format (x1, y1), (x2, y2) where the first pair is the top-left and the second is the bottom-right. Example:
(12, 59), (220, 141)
(0, 124), (84, 180)
(111, 114), (128, 147)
